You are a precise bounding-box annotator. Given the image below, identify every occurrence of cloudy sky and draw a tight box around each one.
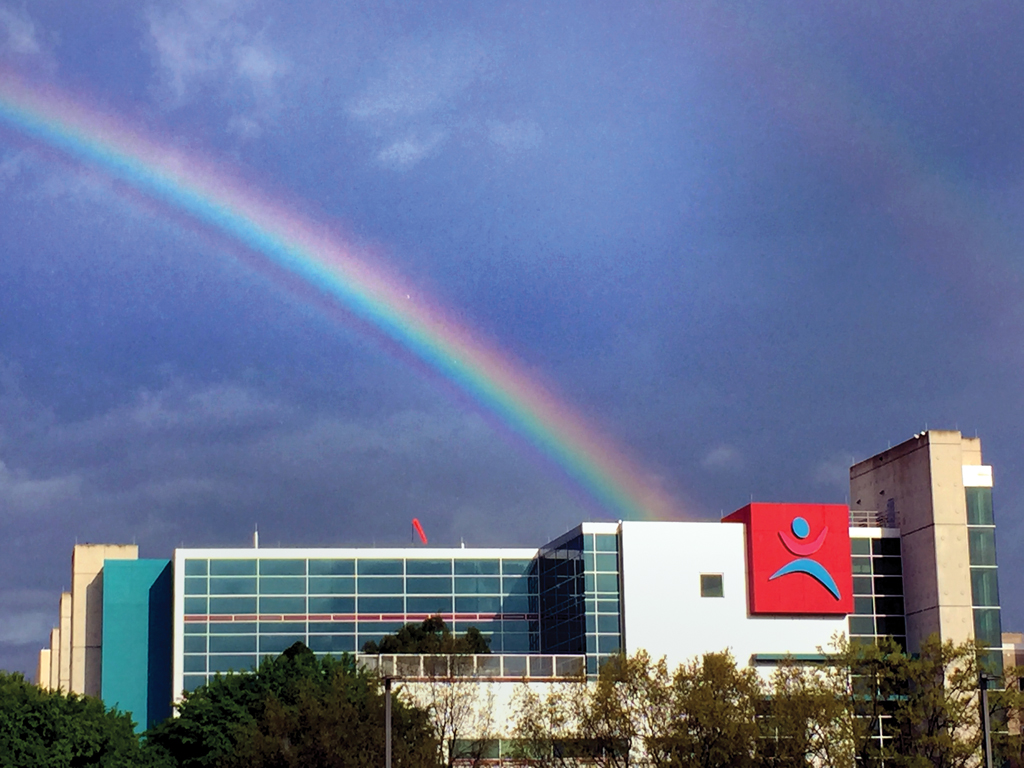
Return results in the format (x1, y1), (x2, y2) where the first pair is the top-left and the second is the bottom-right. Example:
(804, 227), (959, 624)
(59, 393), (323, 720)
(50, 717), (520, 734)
(2, 1), (1023, 676)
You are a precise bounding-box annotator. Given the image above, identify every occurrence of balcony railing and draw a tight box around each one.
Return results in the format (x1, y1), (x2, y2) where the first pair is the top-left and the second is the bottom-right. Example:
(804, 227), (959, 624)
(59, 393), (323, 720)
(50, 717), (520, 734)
(849, 509), (897, 528)
(357, 653), (586, 681)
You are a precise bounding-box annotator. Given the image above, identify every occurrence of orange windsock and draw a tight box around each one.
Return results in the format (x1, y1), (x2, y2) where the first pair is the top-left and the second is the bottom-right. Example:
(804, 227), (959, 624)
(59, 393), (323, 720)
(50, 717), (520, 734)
(412, 518), (428, 545)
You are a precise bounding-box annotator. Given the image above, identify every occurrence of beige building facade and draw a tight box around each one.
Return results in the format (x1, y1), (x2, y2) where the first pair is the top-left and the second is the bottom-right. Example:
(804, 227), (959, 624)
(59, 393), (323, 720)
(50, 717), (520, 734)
(850, 430), (1000, 660)
(40, 544), (138, 695)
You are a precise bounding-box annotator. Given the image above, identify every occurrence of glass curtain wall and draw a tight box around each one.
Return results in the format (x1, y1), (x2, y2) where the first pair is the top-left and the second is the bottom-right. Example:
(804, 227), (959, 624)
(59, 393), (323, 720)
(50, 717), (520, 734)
(182, 555), (538, 692)
(966, 486), (1002, 673)
(849, 536), (907, 650)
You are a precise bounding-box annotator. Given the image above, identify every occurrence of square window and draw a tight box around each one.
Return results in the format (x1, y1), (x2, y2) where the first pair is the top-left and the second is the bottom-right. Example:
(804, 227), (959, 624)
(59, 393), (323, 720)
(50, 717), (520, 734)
(700, 574), (724, 598)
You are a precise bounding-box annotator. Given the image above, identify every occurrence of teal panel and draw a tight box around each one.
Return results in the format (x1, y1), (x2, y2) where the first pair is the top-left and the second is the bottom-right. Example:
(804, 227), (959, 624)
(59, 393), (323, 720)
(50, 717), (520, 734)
(101, 559), (172, 732)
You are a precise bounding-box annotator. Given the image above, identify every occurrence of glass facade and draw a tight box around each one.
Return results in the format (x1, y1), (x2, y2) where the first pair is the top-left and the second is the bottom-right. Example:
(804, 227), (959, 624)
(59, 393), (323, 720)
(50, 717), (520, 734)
(849, 536), (906, 650)
(180, 553), (538, 692)
(966, 486), (1002, 673)
(536, 525), (623, 674)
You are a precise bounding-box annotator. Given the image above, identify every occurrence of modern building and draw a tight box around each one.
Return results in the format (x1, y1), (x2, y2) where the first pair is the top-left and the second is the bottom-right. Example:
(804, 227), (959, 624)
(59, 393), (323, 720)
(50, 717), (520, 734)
(850, 430), (1002, 669)
(35, 430), (1006, 735)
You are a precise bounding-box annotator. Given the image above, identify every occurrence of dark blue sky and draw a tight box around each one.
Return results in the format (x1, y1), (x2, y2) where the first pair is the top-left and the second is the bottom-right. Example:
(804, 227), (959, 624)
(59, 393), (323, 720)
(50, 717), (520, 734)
(2, 1), (1023, 675)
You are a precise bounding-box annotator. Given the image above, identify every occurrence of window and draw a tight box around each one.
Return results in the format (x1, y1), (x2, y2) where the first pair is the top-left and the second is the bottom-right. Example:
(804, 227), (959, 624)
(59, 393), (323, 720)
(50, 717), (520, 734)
(700, 574), (724, 598)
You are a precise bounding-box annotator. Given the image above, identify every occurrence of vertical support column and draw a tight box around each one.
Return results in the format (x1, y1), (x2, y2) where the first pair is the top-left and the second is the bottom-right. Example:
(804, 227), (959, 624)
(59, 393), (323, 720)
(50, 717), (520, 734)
(384, 676), (392, 768)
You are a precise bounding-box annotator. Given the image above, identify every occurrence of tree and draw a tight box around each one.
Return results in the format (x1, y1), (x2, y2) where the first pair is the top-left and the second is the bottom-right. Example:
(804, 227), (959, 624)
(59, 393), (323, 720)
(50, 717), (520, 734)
(663, 651), (762, 768)
(509, 674), (591, 768)
(511, 650), (761, 768)
(993, 664), (1024, 768)
(144, 642), (439, 768)
(362, 616), (497, 767)
(889, 635), (982, 768)
(361, 615), (491, 655)
(759, 659), (856, 768)
(824, 634), (986, 768)
(0, 670), (144, 768)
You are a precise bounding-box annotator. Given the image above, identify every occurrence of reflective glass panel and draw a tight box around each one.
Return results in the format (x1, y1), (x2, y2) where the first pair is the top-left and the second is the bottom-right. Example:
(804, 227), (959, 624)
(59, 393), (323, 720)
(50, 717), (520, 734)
(872, 538), (901, 557)
(209, 597), (256, 614)
(971, 569), (1000, 607)
(259, 636), (304, 654)
(308, 577), (354, 595)
(309, 622), (355, 633)
(700, 574), (724, 597)
(258, 596), (305, 613)
(406, 560), (452, 575)
(259, 577), (306, 595)
(454, 596), (501, 613)
(357, 560), (403, 575)
(501, 560), (532, 575)
(406, 577), (452, 594)
(849, 616), (875, 635)
(501, 595), (530, 613)
(969, 528), (997, 566)
(308, 635), (356, 653)
(210, 622), (256, 634)
(966, 488), (995, 526)
(308, 596), (355, 613)
(854, 597), (873, 615)
(309, 560), (355, 576)
(209, 578), (256, 595)
(853, 577), (873, 595)
(184, 559), (208, 576)
(874, 596), (905, 616)
(454, 560), (500, 575)
(595, 573), (619, 593)
(872, 557), (902, 575)
(358, 596), (403, 613)
(259, 560), (306, 576)
(210, 560), (257, 576)
(210, 635), (258, 653)
(407, 596), (453, 613)
(874, 576), (904, 595)
(357, 577), (404, 594)
(210, 654), (257, 672)
(259, 622), (305, 633)
(184, 597), (207, 614)
(974, 608), (1002, 647)
(455, 577), (501, 594)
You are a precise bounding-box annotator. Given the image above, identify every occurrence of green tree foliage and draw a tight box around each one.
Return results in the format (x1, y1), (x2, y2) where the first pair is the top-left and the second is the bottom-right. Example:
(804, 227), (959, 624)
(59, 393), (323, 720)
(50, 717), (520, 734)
(144, 642), (439, 768)
(992, 665), (1024, 768)
(361, 615), (491, 655)
(0, 670), (144, 768)
(511, 650), (762, 768)
(825, 634), (984, 768)
(512, 637), (989, 768)
(664, 651), (762, 768)
(759, 659), (855, 768)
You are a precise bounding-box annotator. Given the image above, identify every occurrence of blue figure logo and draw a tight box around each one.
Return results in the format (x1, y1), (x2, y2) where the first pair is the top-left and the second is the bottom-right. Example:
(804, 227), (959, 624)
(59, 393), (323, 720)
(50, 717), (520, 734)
(769, 516), (841, 600)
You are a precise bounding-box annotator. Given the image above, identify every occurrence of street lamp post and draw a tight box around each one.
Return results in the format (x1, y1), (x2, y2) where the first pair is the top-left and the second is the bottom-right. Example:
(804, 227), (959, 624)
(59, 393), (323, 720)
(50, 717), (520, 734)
(980, 671), (1000, 768)
(385, 675), (393, 768)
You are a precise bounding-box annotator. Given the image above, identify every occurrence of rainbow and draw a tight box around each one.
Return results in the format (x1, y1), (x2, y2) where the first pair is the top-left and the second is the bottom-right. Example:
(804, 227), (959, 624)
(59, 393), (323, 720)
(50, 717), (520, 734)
(0, 72), (680, 522)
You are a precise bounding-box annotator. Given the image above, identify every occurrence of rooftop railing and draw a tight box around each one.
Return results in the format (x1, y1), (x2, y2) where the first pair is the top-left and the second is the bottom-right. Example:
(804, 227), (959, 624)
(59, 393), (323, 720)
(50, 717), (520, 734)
(357, 653), (585, 681)
(849, 509), (897, 528)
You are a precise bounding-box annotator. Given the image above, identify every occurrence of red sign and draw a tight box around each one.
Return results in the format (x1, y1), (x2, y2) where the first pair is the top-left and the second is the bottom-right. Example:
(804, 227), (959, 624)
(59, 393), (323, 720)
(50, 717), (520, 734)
(723, 502), (853, 615)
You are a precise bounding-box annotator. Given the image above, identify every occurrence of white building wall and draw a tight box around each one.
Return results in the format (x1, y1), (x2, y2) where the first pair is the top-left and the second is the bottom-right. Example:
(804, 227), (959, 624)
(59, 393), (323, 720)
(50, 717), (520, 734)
(619, 521), (847, 668)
